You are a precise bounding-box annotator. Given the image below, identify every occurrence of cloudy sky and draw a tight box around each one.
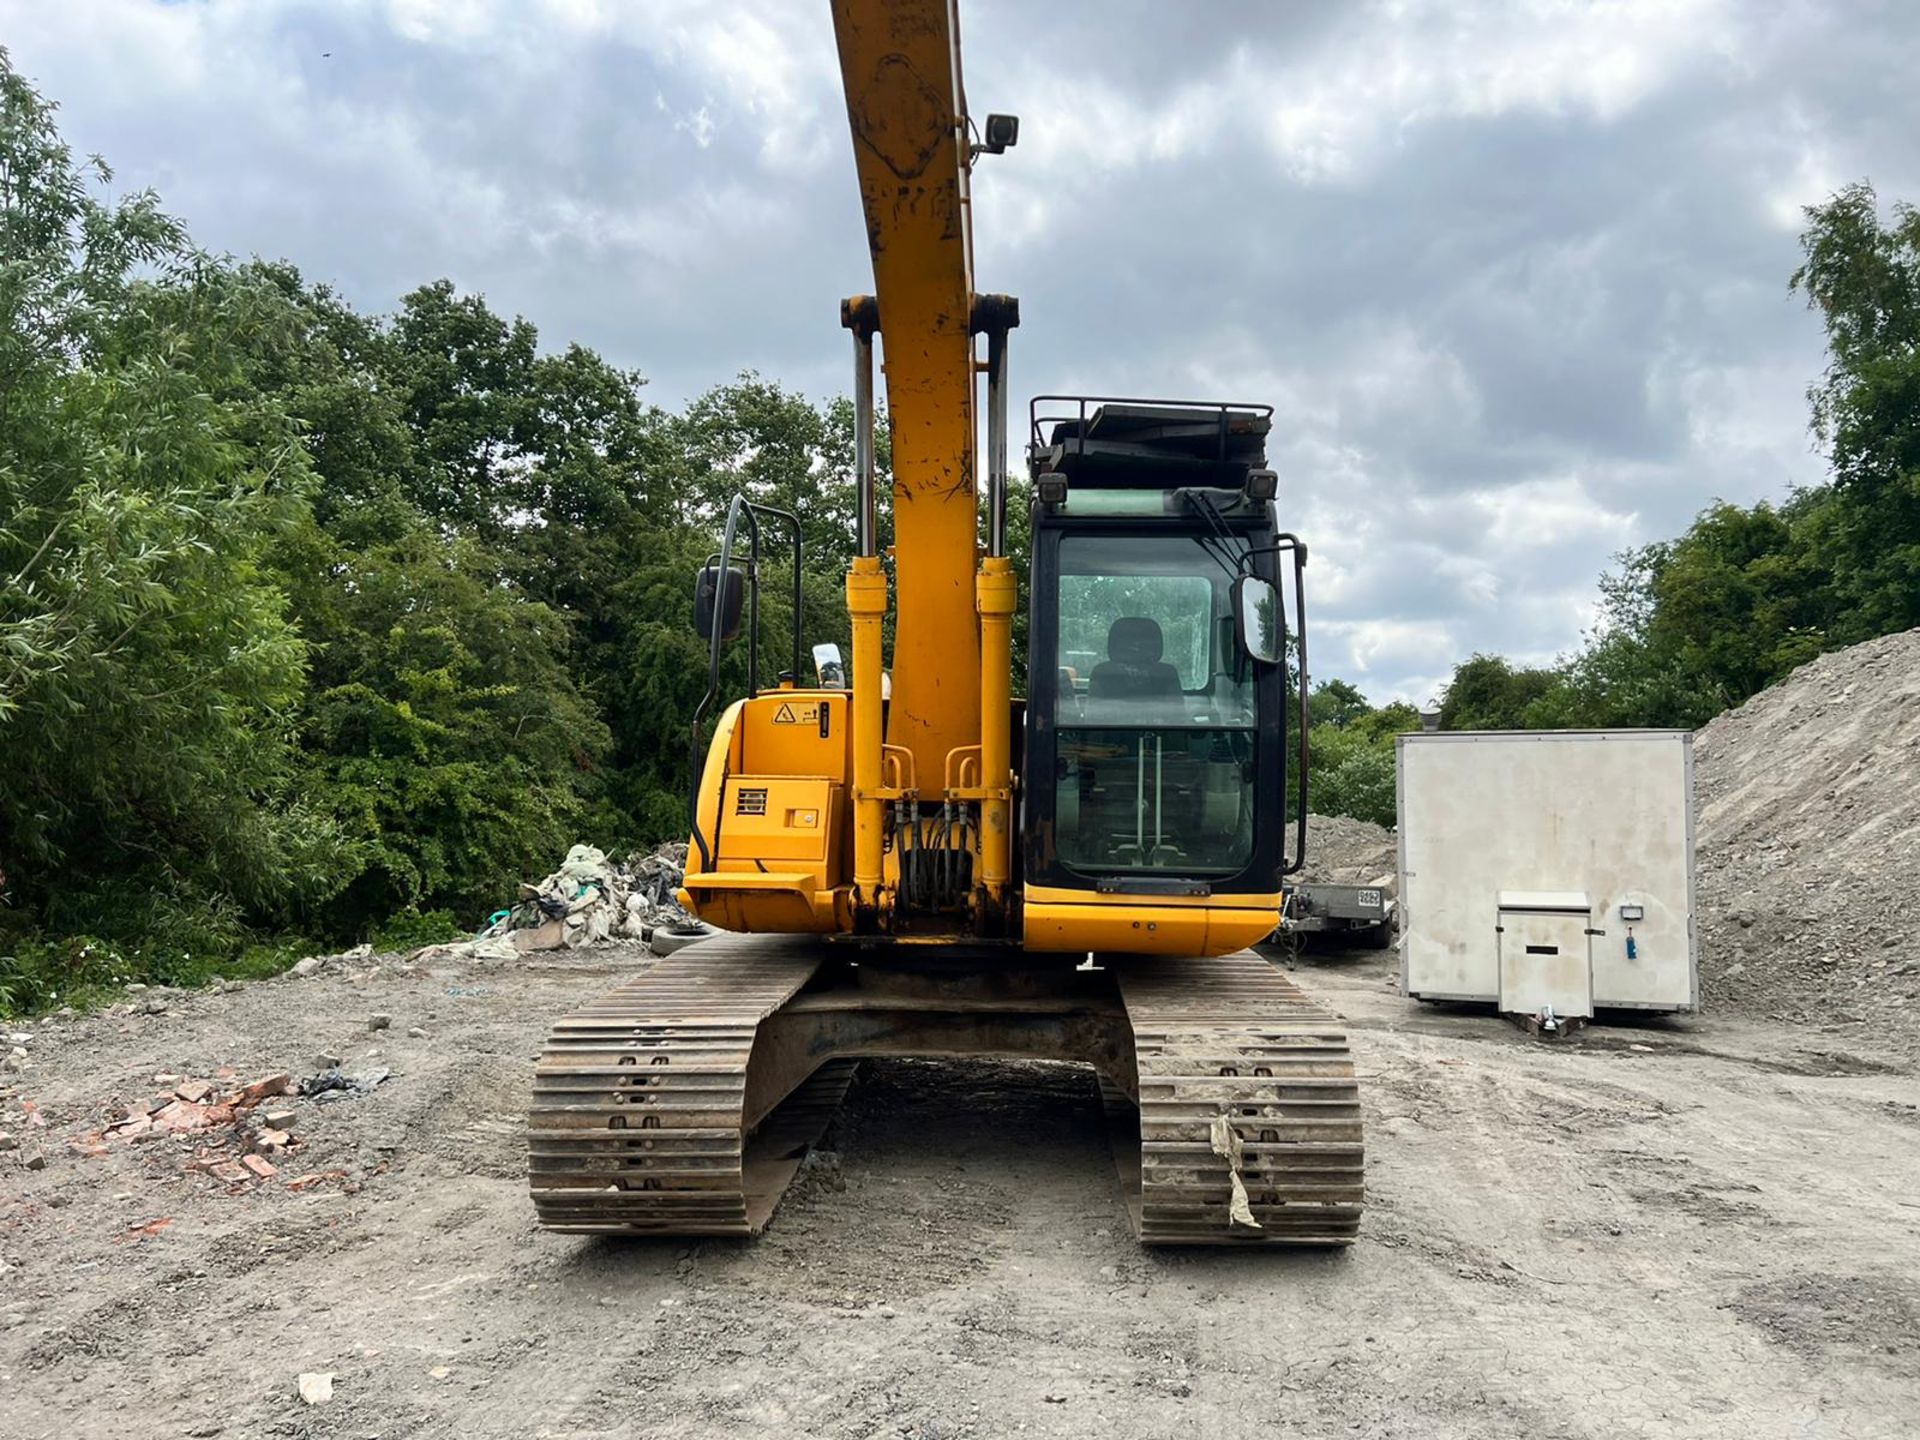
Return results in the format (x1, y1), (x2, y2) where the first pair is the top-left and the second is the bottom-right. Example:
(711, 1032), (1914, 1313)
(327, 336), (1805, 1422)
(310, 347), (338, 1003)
(7, 0), (1917, 704)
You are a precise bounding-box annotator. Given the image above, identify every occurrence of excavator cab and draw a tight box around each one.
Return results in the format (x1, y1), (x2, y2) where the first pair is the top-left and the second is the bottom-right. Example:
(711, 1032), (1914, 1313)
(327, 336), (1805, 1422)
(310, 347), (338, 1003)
(1020, 400), (1310, 956)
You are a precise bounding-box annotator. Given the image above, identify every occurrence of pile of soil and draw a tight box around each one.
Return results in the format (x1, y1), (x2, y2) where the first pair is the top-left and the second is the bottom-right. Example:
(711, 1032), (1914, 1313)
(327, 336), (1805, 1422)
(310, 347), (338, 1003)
(1299, 813), (1397, 887)
(1694, 627), (1920, 1033)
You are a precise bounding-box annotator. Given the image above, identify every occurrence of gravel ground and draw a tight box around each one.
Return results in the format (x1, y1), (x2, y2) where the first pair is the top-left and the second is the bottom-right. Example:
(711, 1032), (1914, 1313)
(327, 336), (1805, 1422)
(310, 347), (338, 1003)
(3, 942), (1918, 1440)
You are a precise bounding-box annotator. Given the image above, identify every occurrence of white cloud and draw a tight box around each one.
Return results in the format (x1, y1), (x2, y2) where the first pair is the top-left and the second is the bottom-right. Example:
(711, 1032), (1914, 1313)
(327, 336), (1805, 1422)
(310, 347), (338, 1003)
(1, 0), (1909, 705)
(1477, 475), (1636, 551)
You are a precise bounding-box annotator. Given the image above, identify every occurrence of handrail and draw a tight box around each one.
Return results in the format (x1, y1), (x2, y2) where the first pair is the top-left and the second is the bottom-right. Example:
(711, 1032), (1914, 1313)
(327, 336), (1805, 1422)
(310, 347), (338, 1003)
(687, 495), (805, 870)
(1278, 533), (1310, 877)
(1027, 392), (1275, 464)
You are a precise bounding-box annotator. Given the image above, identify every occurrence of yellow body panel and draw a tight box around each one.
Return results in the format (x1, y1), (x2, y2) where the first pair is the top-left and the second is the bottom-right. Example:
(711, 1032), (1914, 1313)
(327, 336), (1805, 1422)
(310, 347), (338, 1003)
(682, 691), (852, 933)
(829, 0), (982, 792)
(1021, 884), (1282, 957)
(736, 691), (849, 782)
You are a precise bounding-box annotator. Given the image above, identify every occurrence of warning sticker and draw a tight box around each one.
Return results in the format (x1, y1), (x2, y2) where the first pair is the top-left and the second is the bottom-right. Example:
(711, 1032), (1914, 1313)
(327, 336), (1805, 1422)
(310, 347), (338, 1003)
(771, 702), (817, 726)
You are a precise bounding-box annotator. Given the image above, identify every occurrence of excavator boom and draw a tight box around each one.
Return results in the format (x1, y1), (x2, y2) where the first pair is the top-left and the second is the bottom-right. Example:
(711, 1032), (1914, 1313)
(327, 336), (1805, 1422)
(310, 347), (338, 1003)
(829, 0), (981, 787)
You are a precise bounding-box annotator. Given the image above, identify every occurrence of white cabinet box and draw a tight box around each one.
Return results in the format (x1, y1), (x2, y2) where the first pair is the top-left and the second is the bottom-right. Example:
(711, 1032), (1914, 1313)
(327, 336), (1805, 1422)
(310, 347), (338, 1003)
(1395, 731), (1697, 1017)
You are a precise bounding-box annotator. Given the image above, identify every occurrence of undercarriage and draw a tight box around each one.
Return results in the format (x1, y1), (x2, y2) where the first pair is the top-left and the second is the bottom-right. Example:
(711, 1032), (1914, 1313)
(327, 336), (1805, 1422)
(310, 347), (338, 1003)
(529, 935), (1364, 1245)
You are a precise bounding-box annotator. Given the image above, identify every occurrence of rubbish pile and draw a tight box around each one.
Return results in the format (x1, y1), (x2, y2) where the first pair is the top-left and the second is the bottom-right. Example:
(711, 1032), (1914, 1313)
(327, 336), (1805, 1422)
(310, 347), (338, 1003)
(415, 842), (697, 961)
(507, 844), (632, 950)
(1694, 626), (1920, 1034)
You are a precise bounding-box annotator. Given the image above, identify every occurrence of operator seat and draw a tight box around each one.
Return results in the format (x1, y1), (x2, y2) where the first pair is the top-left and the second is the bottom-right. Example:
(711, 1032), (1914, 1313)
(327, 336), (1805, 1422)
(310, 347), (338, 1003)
(1088, 616), (1181, 705)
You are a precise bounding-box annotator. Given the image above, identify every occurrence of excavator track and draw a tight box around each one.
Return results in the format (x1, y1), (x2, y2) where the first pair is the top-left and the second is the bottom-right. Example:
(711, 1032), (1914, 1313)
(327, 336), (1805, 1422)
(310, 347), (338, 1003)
(1105, 952), (1365, 1245)
(530, 939), (1362, 1245)
(528, 938), (852, 1235)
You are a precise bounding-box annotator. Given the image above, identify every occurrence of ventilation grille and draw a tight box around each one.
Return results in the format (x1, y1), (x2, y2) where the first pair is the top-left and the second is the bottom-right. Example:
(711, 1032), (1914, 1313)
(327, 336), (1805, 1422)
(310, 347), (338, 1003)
(734, 787), (768, 817)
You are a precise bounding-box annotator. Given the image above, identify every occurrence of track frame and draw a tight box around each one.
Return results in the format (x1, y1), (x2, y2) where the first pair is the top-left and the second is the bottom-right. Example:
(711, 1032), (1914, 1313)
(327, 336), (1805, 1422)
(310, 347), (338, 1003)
(530, 934), (1363, 1245)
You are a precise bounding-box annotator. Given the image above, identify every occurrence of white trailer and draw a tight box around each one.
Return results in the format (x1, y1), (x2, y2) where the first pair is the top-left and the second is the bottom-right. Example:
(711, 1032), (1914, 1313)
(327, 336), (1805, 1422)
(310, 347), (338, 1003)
(1395, 730), (1697, 1027)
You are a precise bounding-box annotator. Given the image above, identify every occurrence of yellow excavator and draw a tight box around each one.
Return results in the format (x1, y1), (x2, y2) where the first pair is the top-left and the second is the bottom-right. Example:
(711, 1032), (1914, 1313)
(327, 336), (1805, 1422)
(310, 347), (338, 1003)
(527, 0), (1364, 1245)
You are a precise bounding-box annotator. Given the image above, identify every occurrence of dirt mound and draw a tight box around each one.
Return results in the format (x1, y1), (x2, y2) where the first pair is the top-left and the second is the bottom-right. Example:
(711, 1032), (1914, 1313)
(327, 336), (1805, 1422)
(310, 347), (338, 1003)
(1694, 627), (1920, 1032)
(1299, 813), (1396, 886)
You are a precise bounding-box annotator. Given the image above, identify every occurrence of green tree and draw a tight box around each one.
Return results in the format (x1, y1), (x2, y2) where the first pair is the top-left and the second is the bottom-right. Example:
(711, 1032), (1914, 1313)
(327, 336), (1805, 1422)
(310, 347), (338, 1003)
(289, 505), (610, 927)
(0, 54), (344, 941)
(1309, 678), (1371, 729)
(1437, 654), (1559, 730)
(1793, 181), (1920, 635)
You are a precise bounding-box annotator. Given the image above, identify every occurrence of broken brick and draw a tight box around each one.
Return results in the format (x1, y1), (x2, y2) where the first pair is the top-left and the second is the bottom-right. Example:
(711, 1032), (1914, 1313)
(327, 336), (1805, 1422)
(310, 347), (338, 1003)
(174, 1080), (215, 1104)
(241, 1154), (277, 1180)
(152, 1100), (235, 1133)
(236, 1073), (294, 1106)
(285, 1169), (347, 1192)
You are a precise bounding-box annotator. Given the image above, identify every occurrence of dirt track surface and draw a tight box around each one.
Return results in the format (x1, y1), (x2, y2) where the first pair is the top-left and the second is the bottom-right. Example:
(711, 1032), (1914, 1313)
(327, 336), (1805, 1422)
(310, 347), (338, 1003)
(4, 945), (1919, 1440)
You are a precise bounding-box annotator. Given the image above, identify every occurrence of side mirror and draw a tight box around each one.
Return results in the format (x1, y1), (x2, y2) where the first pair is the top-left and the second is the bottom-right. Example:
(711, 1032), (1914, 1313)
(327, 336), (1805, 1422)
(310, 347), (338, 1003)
(695, 564), (745, 642)
(1235, 575), (1281, 664)
(812, 641), (846, 689)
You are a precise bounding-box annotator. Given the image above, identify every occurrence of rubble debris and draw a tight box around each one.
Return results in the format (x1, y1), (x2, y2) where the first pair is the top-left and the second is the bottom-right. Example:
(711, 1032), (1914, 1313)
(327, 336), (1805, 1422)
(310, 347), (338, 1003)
(0, 1131), (16, 1150)
(242, 1154), (277, 1180)
(68, 1070), (307, 1188)
(289, 943), (374, 980)
(297, 1372), (335, 1406)
(411, 934), (519, 964)
(369, 1013), (392, 1032)
(285, 1169), (350, 1193)
(1294, 813), (1397, 890)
